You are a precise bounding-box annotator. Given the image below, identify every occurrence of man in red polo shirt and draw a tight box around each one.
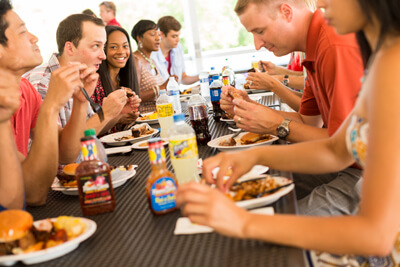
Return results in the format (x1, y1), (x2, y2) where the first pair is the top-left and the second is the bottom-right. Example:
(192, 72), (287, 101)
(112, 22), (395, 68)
(99, 1), (121, 27)
(220, 0), (364, 215)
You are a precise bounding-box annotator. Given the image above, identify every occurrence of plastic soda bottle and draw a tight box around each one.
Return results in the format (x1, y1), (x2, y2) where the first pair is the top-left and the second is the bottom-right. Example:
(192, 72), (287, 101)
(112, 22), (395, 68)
(83, 128), (107, 163)
(146, 138), (178, 215)
(168, 114), (201, 184)
(188, 87), (211, 145)
(209, 78), (223, 122)
(166, 77), (182, 114)
(76, 136), (116, 216)
(208, 67), (218, 85)
(156, 90), (174, 138)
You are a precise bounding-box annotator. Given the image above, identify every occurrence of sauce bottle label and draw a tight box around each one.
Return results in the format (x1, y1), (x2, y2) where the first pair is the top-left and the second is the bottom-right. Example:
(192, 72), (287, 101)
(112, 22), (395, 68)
(78, 173), (112, 205)
(157, 103), (174, 118)
(169, 136), (198, 160)
(150, 177), (177, 212)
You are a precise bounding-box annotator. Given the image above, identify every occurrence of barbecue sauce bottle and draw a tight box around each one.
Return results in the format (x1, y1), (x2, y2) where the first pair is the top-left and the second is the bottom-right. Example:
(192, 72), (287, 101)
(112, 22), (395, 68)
(146, 138), (178, 215)
(76, 135), (116, 216)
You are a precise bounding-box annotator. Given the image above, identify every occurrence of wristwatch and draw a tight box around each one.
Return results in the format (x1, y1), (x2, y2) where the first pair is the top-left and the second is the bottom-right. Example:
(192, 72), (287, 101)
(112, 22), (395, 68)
(276, 118), (292, 139)
(283, 75), (289, 87)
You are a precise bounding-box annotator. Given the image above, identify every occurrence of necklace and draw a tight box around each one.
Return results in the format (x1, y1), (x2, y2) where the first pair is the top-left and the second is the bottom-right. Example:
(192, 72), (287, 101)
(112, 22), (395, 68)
(138, 49), (156, 71)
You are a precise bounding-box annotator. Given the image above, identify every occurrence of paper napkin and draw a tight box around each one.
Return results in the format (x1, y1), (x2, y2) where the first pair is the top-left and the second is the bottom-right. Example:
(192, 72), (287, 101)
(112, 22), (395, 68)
(174, 207), (274, 235)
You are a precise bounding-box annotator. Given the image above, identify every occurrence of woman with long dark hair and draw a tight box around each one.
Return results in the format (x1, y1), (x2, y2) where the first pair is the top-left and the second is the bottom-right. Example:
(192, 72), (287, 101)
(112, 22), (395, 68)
(131, 20), (172, 113)
(91, 25), (141, 131)
(177, 0), (400, 262)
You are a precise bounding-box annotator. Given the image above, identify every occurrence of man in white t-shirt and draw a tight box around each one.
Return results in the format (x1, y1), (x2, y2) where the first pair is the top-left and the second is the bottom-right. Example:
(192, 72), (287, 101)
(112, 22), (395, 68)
(151, 16), (198, 85)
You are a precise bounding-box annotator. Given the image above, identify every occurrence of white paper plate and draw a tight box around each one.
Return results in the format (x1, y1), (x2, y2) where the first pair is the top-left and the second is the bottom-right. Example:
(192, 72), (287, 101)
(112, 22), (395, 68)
(207, 132), (278, 152)
(51, 166), (137, 196)
(0, 218), (96, 266)
(99, 123), (158, 146)
(234, 175), (294, 209)
(211, 165), (269, 179)
(131, 138), (168, 150)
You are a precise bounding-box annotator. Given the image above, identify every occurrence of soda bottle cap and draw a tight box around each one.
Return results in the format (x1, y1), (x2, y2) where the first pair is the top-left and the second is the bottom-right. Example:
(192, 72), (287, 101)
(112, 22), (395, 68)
(173, 113), (185, 122)
(84, 128), (96, 136)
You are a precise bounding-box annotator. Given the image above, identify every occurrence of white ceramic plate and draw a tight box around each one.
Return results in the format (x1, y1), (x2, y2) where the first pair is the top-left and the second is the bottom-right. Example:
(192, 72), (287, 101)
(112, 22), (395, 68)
(207, 132), (279, 152)
(220, 118), (235, 125)
(99, 123), (158, 146)
(131, 138), (168, 150)
(0, 218), (96, 266)
(210, 165), (269, 179)
(234, 175), (294, 209)
(136, 112), (159, 125)
(51, 166), (137, 196)
(105, 145), (132, 155)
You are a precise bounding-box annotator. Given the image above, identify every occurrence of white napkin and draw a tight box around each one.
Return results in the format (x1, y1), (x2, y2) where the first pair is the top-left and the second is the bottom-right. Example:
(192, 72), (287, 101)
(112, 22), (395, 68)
(174, 207), (274, 235)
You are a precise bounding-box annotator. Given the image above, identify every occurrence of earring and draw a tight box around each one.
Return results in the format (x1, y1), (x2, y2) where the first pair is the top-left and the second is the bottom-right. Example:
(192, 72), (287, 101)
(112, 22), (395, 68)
(139, 41), (143, 49)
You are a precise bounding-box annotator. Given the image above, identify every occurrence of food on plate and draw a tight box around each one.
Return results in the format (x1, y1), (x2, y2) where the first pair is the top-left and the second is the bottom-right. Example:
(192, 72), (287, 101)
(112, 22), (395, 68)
(243, 82), (251, 89)
(139, 141), (149, 147)
(240, 133), (274, 145)
(218, 132), (274, 146)
(137, 111), (158, 121)
(57, 163), (79, 187)
(114, 125), (155, 141)
(180, 88), (191, 95)
(110, 165), (135, 171)
(221, 113), (234, 120)
(229, 176), (279, 201)
(219, 137), (237, 146)
(0, 210), (86, 256)
(395, 231), (400, 252)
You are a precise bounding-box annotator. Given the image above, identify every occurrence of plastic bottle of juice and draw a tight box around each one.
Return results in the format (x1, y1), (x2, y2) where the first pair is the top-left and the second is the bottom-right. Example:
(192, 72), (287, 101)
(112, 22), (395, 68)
(168, 114), (201, 184)
(76, 136), (115, 216)
(156, 90), (174, 138)
(146, 138), (178, 215)
(251, 55), (259, 70)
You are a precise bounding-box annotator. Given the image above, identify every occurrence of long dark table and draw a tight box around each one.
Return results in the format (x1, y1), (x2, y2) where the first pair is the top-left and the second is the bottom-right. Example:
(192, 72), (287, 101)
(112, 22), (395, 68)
(24, 96), (307, 267)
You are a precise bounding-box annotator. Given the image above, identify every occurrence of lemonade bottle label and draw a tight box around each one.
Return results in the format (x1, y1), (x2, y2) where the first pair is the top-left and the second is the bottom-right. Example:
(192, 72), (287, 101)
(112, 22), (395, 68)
(157, 103), (174, 118)
(169, 136), (198, 160)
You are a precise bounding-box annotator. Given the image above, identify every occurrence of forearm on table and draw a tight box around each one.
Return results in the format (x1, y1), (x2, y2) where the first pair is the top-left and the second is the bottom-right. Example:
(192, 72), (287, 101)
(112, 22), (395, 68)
(272, 75), (305, 91)
(0, 121), (24, 209)
(59, 99), (87, 164)
(242, 213), (391, 256)
(181, 74), (199, 85)
(22, 102), (60, 206)
(270, 82), (302, 111)
(139, 90), (156, 102)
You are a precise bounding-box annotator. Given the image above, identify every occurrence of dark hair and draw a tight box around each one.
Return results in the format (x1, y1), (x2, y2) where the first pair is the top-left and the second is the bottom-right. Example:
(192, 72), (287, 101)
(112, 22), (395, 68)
(56, 14), (104, 55)
(0, 0), (12, 46)
(98, 26), (139, 96)
(82, 9), (96, 17)
(355, 0), (400, 68)
(157, 16), (181, 36)
(131, 19), (157, 43)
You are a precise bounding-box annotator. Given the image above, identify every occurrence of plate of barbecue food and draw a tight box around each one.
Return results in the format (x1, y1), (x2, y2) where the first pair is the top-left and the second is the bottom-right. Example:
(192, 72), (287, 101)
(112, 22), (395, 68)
(100, 123), (158, 146)
(0, 210), (96, 266)
(207, 132), (278, 151)
(229, 175), (294, 209)
(52, 164), (137, 195)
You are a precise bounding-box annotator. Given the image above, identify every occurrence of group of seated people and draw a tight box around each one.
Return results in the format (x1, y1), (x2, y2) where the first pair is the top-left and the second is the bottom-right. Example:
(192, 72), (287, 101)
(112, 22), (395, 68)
(1, 0), (400, 264)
